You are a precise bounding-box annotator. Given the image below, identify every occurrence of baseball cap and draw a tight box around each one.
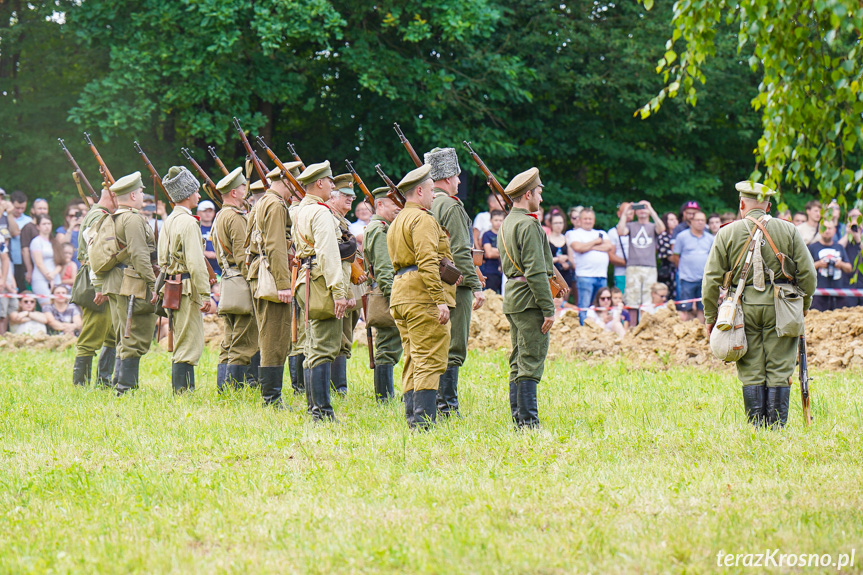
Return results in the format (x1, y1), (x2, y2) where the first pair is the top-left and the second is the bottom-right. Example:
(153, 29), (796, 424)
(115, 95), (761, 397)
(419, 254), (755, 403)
(0, 187), (6, 197)
(681, 200), (701, 211)
(197, 200), (216, 212)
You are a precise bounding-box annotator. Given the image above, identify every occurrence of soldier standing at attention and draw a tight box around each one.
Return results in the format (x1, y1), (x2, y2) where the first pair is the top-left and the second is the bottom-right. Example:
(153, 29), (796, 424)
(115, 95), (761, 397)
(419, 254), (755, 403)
(499, 168), (555, 428)
(244, 166), (295, 408)
(703, 182), (816, 428)
(388, 164), (456, 429)
(364, 186), (403, 400)
(213, 167), (259, 390)
(158, 167), (215, 393)
(327, 173), (365, 396)
(294, 161), (352, 422)
(427, 147), (485, 417)
(72, 185), (118, 387)
(95, 172), (157, 394)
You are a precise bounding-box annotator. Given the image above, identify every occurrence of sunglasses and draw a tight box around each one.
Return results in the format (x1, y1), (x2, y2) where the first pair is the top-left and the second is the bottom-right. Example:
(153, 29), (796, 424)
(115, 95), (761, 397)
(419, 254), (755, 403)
(599, 296), (611, 301)
(21, 299), (36, 304)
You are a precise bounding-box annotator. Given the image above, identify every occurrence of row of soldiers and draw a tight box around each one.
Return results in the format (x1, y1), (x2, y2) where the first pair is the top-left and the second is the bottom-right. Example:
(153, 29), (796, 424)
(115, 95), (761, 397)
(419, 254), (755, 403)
(69, 146), (558, 428)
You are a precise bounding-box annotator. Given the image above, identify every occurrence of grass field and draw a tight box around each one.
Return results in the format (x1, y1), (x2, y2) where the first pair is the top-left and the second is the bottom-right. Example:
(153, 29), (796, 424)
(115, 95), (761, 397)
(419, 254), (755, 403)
(1, 346), (861, 574)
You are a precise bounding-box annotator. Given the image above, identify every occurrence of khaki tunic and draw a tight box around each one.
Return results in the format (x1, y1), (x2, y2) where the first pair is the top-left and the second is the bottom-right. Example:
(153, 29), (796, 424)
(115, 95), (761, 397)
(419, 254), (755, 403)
(363, 215), (402, 366)
(96, 208), (157, 360)
(500, 208), (555, 382)
(287, 199), (307, 359)
(75, 204), (115, 357)
(702, 208), (817, 387)
(213, 205), (259, 365)
(387, 202), (455, 392)
(158, 206), (210, 366)
(245, 190), (293, 367)
(334, 210), (364, 358)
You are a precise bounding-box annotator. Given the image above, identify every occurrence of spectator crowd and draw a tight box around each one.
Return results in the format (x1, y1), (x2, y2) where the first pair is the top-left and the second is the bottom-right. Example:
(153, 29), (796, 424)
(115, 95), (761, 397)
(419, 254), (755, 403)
(1, 184), (860, 340)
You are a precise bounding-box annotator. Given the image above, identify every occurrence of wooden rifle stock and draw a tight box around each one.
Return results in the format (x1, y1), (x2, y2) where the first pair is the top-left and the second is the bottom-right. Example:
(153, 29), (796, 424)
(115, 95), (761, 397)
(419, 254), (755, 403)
(799, 335), (812, 426)
(345, 160), (375, 206)
(180, 148), (223, 208)
(83, 132), (115, 186)
(59, 139), (98, 200)
(393, 123), (423, 168)
(374, 164), (405, 208)
(462, 141), (512, 214)
(167, 309), (174, 352)
(208, 146), (230, 176)
(124, 295), (135, 338)
(255, 136), (305, 201)
(291, 261), (299, 343)
(286, 142), (306, 171)
(233, 117), (270, 188)
(361, 293), (374, 369)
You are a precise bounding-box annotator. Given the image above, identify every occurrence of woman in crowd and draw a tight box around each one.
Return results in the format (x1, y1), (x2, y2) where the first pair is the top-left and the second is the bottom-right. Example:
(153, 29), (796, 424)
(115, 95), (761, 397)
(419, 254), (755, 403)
(548, 212), (574, 297)
(585, 286), (626, 338)
(29, 214), (61, 306)
(41, 284), (82, 336)
(658, 212), (678, 298)
(8, 291), (49, 335)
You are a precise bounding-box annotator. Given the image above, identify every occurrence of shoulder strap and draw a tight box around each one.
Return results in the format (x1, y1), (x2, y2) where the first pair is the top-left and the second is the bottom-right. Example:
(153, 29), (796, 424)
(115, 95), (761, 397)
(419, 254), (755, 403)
(498, 223), (525, 276)
(745, 216), (795, 282)
(722, 222), (758, 290)
(212, 211), (234, 272)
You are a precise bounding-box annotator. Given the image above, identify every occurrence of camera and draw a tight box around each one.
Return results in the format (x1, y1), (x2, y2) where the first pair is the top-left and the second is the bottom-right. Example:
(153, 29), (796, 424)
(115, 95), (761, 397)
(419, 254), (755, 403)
(852, 224), (860, 233)
(72, 211), (83, 218)
(631, 203), (645, 210)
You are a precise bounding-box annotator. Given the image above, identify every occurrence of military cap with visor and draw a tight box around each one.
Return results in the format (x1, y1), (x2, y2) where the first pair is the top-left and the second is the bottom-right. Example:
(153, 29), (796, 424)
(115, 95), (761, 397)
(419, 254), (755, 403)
(504, 167), (543, 199)
(110, 171), (145, 196)
(332, 174), (356, 195)
(371, 186), (391, 201)
(216, 167), (246, 195)
(397, 164), (432, 194)
(297, 160), (333, 186)
(735, 181), (777, 201)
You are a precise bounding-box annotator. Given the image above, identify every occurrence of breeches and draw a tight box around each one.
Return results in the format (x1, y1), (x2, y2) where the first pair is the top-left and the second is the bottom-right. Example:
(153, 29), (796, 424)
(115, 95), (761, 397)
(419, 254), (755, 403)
(391, 302), (450, 393)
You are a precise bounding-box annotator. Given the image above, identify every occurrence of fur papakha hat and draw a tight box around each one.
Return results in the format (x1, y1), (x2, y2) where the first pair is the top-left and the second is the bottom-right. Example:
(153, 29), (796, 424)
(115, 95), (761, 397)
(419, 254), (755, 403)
(423, 147), (460, 181)
(162, 166), (200, 203)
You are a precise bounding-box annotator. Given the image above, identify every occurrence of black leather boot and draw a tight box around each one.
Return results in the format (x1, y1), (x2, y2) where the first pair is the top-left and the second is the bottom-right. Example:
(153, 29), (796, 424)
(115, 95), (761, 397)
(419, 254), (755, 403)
(404, 390), (416, 428)
(517, 379), (539, 428)
(225, 364), (247, 388)
(111, 355), (122, 388)
(311, 362), (336, 421)
(115, 357), (140, 395)
(509, 380), (519, 426)
(304, 366), (313, 415)
(437, 366), (460, 416)
(259, 366), (284, 408)
(172, 362), (195, 394)
(96, 347), (116, 387)
(289, 355), (304, 395)
(437, 368), (452, 414)
(413, 389), (438, 430)
(72, 356), (92, 386)
(331, 355), (348, 396)
(373, 364), (394, 401)
(247, 352), (261, 387)
(742, 385), (767, 428)
(766, 386), (791, 428)
(216, 363), (229, 393)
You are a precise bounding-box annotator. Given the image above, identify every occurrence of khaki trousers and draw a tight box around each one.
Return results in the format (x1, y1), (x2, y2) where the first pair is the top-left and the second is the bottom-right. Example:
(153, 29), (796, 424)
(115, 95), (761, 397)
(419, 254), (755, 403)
(391, 302), (450, 393)
(76, 305), (116, 357)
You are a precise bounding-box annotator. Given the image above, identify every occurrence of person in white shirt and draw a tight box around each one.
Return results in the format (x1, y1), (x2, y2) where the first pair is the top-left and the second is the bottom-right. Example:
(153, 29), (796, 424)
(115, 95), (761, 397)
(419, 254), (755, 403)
(349, 200), (373, 249)
(568, 208), (614, 324)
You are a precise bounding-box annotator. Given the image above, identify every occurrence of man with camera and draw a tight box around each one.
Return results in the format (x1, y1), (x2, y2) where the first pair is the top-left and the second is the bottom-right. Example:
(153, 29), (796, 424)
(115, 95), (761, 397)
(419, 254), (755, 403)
(808, 220), (854, 311)
(615, 200), (666, 313)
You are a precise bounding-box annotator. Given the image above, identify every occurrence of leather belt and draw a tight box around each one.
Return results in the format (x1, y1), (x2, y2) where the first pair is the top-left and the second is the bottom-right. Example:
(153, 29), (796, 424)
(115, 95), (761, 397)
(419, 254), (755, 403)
(395, 265), (418, 276)
(301, 256), (316, 266)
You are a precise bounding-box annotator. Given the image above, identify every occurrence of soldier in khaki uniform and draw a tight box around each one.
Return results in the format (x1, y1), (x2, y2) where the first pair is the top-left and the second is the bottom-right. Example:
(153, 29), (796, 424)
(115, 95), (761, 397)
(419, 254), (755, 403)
(244, 165), (296, 408)
(427, 147), (485, 416)
(213, 167), (259, 389)
(703, 182), (816, 428)
(326, 173), (366, 396)
(72, 185), (118, 387)
(294, 161), (352, 421)
(499, 168), (556, 428)
(363, 186), (403, 400)
(94, 172), (157, 394)
(388, 164), (456, 428)
(157, 167), (215, 393)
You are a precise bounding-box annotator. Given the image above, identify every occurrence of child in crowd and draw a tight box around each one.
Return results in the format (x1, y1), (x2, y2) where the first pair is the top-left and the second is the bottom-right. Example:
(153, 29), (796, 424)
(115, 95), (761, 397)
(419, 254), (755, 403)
(610, 287), (630, 331)
(642, 282), (674, 315)
(481, 210), (505, 294)
(59, 242), (78, 289)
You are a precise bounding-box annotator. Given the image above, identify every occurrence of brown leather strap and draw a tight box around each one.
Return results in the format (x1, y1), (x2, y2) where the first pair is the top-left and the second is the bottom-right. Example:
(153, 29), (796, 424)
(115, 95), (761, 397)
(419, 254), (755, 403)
(745, 216), (795, 282)
(723, 224), (758, 290)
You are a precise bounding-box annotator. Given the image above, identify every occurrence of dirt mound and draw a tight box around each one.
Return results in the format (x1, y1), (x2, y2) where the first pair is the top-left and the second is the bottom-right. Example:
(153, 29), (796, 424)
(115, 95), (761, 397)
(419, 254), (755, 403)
(0, 332), (77, 352)
(804, 308), (863, 370)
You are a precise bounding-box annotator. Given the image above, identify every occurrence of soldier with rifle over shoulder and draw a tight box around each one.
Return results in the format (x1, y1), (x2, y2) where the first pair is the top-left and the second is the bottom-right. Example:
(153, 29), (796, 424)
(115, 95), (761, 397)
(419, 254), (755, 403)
(702, 182), (816, 428)
(71, 181), (119, 387)
(426, 147), (486, 417)
(363, 185), (403, 401)
(212, 167), (260, 390)
(294, 161), (353, 422)
(499, 168), (556, 428)
(94, 172), (158, 394)
(156, 167), (215, 393)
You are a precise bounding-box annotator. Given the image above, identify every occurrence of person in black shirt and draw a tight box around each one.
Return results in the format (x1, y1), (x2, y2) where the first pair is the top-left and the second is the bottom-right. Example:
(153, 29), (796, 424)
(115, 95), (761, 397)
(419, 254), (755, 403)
(808, 221), (853, 311)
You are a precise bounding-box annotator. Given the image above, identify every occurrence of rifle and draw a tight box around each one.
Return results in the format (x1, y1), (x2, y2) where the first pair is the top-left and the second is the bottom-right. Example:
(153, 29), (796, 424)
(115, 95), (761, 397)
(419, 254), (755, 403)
(233, 117), (270, 189)
(362, 293), (374, 369)
(345, 160), (375, 206)
(180, 148), (223, 208)
(133, 141), (167, 243)
(59, 139), (98, 201)
(255, 135), (305, 201)
(167, 309), (174, 352)
(799, 335), (812, 426)
(286, 142), (306, 171)
(463, 141), (568, 298)
(291, 260), (299, 343)
(83, 132), (115, 186)
(374, 164), (405, 208)
(208, 146), (230, 176)
(393, 123), (423, 167)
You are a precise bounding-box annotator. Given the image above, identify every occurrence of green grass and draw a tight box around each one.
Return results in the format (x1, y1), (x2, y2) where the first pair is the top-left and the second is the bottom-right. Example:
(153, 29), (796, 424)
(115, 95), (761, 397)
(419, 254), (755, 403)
(1, 347), (861, 574)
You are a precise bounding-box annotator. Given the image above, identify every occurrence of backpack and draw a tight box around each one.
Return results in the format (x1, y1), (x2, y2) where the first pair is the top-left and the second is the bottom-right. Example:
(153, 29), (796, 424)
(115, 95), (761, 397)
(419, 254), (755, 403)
(87, 211), (127, 273)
